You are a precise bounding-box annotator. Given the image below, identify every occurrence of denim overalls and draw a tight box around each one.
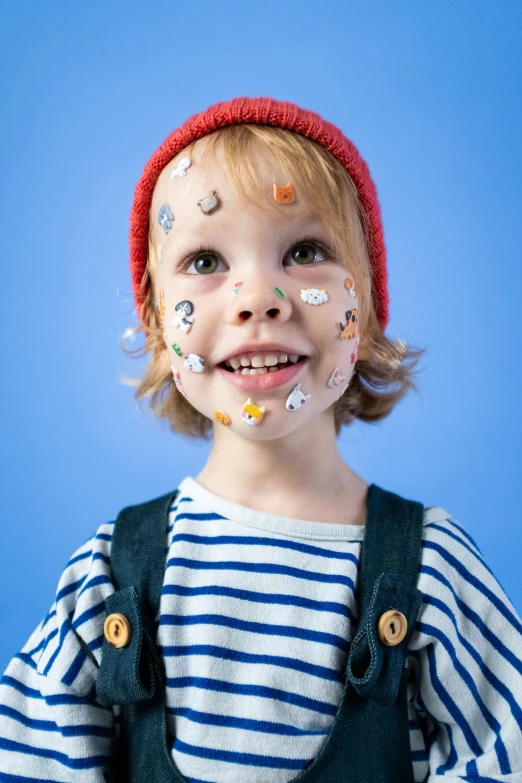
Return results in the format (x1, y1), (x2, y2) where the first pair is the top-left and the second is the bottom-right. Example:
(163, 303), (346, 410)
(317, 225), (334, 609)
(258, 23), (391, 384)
(97, 483), (426, 782)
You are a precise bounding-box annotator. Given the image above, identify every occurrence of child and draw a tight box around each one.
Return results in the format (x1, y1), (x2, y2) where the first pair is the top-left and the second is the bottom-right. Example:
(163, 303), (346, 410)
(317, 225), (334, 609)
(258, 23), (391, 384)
(1, 97), (521, 782)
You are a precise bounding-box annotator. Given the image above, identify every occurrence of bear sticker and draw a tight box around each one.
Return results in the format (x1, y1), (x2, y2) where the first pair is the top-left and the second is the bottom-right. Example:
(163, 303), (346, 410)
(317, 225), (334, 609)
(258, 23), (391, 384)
(197, 191), (220, 215)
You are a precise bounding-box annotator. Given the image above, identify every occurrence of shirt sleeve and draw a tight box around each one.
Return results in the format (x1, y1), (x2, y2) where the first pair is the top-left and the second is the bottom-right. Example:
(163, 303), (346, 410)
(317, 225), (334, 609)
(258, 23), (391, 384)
(407, 513), (522, 781)
(0, 523), (117, 782)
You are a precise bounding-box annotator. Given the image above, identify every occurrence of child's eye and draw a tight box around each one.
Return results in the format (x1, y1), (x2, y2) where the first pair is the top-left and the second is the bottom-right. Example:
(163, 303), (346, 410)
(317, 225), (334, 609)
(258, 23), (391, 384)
(180, 251), (227, 275)
(285, 241), (329, 266)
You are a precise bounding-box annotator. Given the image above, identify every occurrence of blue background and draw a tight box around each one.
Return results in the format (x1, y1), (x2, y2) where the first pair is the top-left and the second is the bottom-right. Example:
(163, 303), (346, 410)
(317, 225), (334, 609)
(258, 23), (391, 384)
(1, 1), (521, 671)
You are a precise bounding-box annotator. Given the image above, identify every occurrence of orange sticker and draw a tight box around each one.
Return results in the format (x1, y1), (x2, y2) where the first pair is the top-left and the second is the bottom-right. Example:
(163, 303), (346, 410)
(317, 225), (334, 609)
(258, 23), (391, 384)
(273, 183), (295, 204)
(214, 410), (231, 426)
(339, 309), (358, 341)
(344, 278), (356, 297)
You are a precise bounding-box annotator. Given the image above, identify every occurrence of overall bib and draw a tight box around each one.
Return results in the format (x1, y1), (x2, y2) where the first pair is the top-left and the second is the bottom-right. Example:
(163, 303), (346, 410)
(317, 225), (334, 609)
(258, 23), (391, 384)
(96, 483), (426, 782)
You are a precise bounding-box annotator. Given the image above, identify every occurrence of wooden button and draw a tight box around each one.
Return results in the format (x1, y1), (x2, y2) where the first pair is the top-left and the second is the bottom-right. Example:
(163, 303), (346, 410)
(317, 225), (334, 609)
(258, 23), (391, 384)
(104, 613), (132, 648)
(377, 610), (408, 646)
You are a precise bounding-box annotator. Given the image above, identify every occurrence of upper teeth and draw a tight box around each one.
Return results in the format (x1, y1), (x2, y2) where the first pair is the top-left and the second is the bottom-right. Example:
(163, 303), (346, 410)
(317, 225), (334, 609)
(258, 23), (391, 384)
(225, 351), (300, 369)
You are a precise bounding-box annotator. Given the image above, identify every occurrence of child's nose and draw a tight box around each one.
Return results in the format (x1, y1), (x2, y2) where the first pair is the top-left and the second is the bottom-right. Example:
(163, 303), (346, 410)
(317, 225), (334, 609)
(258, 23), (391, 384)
(227, 282), (293, 324)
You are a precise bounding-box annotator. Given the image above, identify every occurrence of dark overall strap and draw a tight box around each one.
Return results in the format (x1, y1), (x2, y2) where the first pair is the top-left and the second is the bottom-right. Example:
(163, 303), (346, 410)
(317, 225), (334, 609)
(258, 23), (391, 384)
(96, 489), (185, 782)
(96, 483), (425, 783)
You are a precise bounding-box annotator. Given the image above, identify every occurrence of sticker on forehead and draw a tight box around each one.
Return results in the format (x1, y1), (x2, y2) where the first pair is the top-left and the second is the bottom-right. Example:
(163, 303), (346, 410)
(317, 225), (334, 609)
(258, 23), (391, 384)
(273, 183), (295, 204)
(286, 383), (311, 411)
(170, 157), (191, 179)
(172, 300), (194, 333)
(241, 397), (266, 426)
(184, 353), (206, 373)
(233, 281), (243, 297)
(158, 204), (174, 234)
(300, 288), (329, 305)
(344, 277), (356, 297)
(197, 191), (220, 215)
(339, 309), (358, 340)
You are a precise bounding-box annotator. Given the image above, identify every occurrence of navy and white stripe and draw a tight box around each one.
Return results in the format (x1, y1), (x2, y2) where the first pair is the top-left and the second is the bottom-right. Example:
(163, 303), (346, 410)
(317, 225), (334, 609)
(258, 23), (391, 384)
(1, 476), (521, 782)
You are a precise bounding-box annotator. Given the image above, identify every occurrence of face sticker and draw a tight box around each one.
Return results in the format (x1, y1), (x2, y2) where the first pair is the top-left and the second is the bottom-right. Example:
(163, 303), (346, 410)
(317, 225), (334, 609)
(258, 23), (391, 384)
(172, 300), (194, 333)
(273, 183), (295, 204)
(286, 383), (312, 411)
(300, 288), (329, 305)
(240, 397), (266, 426)
(339, 309), (358, 340)
(214, 409), (231, 426)
(171, 343), (183, 357)
(158, 204), (174, 234)
(344, 277), (356, 297)
(197, 191), (220, 215)
(159, 290), (166, 324)
(233, 281), (244, 297)
(170, 157), (191, 179)
(327, 368), (347, 389)
(184, 353), (206, 373)
(273, 287), (285, 300)
(171, 367), (187, 397)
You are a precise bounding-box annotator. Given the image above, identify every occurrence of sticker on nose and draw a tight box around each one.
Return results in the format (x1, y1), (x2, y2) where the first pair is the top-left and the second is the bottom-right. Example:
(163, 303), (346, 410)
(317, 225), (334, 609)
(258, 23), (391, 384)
(273, 183), (295, 204)
(172, 300), (194, 333)
(197, 191), (220, 215)
(158, 204), (174, 234)
(300, 288), (329, 305)
(170, 157), (191, 179)
(184, 354), (206, 373)
(273, 287), (285, 300)
(240, 397), (266, 426)
(286, 383), (311, 411)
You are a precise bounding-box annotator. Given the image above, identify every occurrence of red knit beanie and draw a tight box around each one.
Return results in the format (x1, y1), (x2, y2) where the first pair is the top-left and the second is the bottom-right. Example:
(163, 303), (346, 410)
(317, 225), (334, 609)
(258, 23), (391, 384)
(129, 97), (389, 330)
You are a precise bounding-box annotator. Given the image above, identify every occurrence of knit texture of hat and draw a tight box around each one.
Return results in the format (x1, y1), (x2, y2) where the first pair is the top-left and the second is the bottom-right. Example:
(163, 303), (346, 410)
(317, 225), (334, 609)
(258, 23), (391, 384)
(129, 97), (389, 330)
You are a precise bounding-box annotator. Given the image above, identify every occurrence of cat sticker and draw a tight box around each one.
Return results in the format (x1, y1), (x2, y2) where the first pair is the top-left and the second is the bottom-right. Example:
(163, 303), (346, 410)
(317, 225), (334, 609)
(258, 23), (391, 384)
(273, 183), (295, 204)
(240, 398), (266, 426)
(339, 309), (358, 340)
(286, 383), (311, 411)
(327, 368), (347, 389)
(184, 354), (206, 373)
(158, 204), (174, 234)
(197, 191), (220, 215)
(300, 288), (329, 305)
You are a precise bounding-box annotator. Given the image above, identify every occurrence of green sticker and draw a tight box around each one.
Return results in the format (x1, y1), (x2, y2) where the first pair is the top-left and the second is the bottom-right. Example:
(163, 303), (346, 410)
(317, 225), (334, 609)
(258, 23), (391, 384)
(273, 287), (285, 300)
(172, 343), (182, 357)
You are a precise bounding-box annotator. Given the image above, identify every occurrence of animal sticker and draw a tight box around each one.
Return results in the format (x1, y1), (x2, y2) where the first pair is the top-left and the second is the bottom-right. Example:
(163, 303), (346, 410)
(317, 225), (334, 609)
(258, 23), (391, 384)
(172, 300), (194, 333)
(240, 398), (266, 426)
(339, 309), (358, 340)
(233, 281), (243, 297)
(170, 157), (191, 179)
(273, 183), (295, 204)
(214, 410), (231, 426)
(300, 288), (329, 305)
(158, 204), (174, 234)
(286, 383), (311, 411)
(184, 354), (206, 373)
(327, 368), (347, 389)
(197, 191), (220, 215)
(171, 367), (187, 397)
(344, 277), (356, 297)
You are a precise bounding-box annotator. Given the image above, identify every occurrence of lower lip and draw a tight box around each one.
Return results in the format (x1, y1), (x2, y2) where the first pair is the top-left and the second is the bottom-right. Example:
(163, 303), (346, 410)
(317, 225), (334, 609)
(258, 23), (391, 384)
(217, 359), (308, 391)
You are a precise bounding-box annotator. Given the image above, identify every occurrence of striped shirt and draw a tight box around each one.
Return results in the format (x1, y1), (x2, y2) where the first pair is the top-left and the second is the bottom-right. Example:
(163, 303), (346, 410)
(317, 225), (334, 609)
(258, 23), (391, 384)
(1, 476), (521, 782)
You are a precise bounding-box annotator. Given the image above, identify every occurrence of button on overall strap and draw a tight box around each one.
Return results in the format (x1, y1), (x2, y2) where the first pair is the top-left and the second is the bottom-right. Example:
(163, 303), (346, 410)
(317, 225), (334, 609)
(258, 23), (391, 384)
(96, 489), (184, 782)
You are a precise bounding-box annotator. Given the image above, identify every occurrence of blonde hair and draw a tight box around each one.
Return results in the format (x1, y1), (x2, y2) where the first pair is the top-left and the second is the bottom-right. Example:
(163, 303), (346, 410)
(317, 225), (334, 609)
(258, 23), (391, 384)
(121, 124), (426, 439)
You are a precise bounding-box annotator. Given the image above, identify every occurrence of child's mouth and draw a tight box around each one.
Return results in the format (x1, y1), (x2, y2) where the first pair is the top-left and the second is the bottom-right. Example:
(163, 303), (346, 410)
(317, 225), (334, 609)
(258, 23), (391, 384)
(217, 356), (309, 392)
(218, 355), (307, 375)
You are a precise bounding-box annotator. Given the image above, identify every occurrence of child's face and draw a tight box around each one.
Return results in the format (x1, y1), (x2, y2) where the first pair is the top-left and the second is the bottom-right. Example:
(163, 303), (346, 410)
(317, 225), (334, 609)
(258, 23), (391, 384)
(150, 140), (361, 438)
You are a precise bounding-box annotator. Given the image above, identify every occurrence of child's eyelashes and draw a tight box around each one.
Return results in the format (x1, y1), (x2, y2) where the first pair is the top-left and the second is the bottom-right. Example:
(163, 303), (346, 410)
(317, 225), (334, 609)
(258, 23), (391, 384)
(176, 237), (335, 276)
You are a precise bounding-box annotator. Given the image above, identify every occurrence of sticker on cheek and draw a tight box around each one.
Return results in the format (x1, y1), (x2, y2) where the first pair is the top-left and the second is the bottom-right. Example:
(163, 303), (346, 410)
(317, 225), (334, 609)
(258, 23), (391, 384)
(273, 287), (285, 300)
(214, 409), (231, 426)
(273, 183), (295, 204)
(300, 288), (329, 305)
(286, 383), (312, 411)
(327, 368), (347, 389)
(158, 204), (174, 234)
(233, 281), (243, 297)
(344, 278), (357, 297)
(339, 309), (358, 340)
(171, 343), (183, 357)
(184, 353), (206, 373)
(197, 191), (220, 215)
(170, 157), (191, 179)
(171, 366), (187, 397)
(172, 299), (194, 333)
(240, 397), (266, 426)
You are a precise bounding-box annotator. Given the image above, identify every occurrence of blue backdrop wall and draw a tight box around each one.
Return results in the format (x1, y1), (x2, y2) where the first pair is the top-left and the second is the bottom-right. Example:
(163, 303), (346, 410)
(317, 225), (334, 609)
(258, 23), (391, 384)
(1, 0), (521, 671)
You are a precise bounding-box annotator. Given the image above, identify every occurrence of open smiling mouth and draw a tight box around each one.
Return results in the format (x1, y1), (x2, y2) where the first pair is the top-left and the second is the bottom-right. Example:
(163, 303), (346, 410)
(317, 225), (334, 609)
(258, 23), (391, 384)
(218, 355), (308, 375)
